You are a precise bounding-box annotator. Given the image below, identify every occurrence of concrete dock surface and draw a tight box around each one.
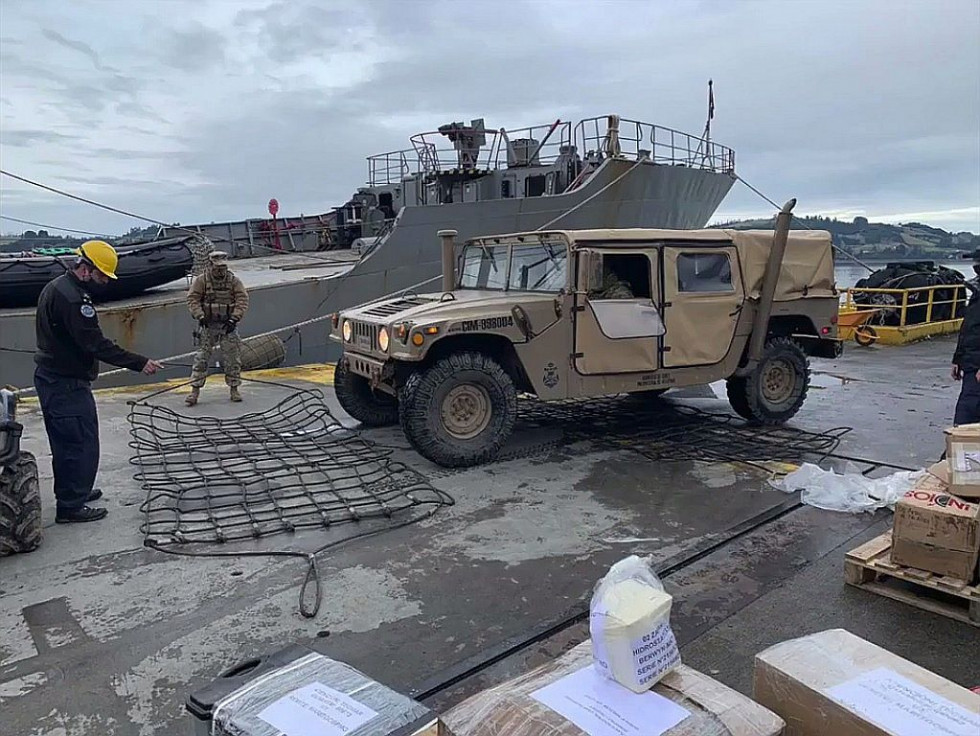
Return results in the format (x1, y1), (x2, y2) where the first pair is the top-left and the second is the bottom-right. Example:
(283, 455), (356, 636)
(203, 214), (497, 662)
(2, 337), (978, 734)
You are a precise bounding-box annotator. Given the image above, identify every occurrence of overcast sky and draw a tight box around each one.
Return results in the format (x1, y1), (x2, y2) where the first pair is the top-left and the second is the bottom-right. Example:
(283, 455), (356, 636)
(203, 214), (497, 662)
(1, 0), (978, 237)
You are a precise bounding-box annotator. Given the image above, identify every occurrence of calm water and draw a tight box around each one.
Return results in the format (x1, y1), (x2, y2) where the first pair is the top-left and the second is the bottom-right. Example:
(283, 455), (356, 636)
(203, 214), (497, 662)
(835, 259), (972, 289)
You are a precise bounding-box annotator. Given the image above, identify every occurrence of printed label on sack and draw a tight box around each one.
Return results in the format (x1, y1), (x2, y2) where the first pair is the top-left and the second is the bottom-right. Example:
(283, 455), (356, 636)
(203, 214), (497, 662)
(592, 615), (680, 688)
(630, 621), (681, 686)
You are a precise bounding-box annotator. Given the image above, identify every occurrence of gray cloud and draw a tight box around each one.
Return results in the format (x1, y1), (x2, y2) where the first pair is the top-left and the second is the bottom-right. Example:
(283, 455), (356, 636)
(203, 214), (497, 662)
(41, 28), (115, 72)
(1, 129), (81, 146)
(2, 0), (978, 234)
(234, 2), (364, 63)
(159, 23), (227, 73)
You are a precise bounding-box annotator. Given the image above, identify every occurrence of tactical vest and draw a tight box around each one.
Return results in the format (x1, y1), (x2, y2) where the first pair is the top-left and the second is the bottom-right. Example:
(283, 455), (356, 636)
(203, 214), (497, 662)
(202, 273), (238, 322)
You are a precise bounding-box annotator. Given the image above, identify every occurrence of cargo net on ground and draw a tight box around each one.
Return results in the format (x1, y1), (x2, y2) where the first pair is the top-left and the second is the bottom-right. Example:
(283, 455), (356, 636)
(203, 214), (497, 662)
(128, 380), (452, 615)
(514, 396), (852, 470)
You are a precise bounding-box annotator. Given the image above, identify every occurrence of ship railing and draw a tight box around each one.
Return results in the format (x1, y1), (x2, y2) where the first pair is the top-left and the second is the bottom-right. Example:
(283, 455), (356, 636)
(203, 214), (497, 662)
(573, 116), (735, 174)
(409, 120), (573, 175)
(367, 149), (419, 185)
(842, 284), (968, 327)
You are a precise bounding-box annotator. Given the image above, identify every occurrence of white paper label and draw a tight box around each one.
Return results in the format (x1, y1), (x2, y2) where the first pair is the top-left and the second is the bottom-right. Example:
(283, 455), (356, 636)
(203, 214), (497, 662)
(257, 682), (379, 736)
(630, 621), (681, 687)
(825, 667), (980, 736)
(951, 447), (980, 478)
(531, 664), (689, 736)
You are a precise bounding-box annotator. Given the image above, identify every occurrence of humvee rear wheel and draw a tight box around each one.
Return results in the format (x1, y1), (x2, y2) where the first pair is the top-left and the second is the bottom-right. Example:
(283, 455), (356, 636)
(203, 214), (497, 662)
(730, 337), (810, 425)
(0, 451), (42, 557)
(334, 359), (399, 427)
(400, 351), (517, 468)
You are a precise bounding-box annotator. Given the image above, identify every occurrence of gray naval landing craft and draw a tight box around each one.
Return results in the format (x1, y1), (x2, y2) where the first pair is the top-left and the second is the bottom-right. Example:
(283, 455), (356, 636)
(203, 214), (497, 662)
(0, 114), (735, 387)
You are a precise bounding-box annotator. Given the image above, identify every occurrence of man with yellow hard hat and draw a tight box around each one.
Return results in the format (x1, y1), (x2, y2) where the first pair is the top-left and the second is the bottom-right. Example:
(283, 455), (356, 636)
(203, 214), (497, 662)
(34, 240), (164, 524)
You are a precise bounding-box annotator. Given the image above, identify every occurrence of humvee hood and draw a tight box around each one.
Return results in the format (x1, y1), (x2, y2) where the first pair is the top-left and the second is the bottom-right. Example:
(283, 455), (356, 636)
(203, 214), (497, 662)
(345, 290), (556, 324)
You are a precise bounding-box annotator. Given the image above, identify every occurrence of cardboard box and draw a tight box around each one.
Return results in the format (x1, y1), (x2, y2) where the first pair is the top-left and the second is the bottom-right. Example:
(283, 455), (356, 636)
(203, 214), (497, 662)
(188, 647), (442, 736)
(753, 629), (980, 736)
(944, 425), (980, 498)
(891, 472), (980, 581)
(443, 640), (784, 736)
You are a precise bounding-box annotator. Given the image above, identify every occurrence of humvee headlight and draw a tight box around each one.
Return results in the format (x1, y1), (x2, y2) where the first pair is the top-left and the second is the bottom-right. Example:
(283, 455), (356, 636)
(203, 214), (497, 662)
(378, 327), (390, 352)
(412, 333), (425, 346)
(342, 320), (353, 342)
(395, 322), (410, 343)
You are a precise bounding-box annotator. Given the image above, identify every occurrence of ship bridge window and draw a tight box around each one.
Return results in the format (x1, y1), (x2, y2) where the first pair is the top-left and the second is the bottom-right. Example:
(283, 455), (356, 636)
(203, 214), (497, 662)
(459, 244), (508, 290)
(509, 243), (568, 292)
(525, 175), (547, 197)
(677, 253), (733, 293)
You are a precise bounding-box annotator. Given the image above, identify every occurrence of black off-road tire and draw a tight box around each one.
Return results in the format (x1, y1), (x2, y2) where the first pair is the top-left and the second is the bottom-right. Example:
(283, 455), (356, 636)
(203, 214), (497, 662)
(730, 337), (810, 425)
(0, 451), (42, 556)
(399, 352), (517, 468)
(334, 359), (399, 427)
(725, 376), (753, 421)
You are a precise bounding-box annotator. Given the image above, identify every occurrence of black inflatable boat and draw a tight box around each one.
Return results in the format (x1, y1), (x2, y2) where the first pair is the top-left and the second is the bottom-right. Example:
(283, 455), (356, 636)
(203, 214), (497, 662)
(0, 237), (195, 309)
(853, 261), (968, 325)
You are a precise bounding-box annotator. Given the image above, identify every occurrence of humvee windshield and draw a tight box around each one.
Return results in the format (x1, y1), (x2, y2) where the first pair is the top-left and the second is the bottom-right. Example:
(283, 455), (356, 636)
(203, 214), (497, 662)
(458, 241), (568, 293)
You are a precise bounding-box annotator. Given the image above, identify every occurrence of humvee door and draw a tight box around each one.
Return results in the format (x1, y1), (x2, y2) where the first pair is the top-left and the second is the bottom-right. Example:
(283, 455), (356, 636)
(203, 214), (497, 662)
(573, 249), (664, 375)
(662, 246), (743, 366)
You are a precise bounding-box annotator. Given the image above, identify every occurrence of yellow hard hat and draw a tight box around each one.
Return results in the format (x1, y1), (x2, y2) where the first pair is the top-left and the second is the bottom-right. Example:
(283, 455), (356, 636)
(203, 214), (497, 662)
(76, 240), (118, 279)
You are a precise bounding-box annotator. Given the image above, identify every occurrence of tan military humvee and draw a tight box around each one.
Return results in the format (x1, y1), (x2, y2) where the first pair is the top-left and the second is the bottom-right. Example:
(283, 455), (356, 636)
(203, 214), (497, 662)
(330, 202), (840, 468)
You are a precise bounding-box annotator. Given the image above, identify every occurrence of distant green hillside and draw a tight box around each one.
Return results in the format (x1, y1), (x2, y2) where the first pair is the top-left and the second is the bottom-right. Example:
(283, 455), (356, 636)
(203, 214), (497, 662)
(712, 216), (979, 259)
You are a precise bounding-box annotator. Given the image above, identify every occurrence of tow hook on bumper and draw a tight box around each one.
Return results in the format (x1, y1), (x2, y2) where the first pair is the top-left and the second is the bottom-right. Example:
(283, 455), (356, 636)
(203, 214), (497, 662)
(345, 353), (396, 395)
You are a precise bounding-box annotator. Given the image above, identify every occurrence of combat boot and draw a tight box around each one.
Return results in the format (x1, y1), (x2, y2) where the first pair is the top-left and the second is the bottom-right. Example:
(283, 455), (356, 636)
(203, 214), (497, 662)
(185, 388), (200, 406)
(229, 386), (242, 402)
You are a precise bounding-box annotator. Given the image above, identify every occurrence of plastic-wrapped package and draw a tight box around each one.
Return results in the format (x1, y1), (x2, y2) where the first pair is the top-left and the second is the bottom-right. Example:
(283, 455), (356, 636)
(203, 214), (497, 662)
(589, 554), (681, 692)
(769, 463), (924, 513)
(442, 640), (785, 736)
(753, 629), (980, 736)
(208, 650), (436, 736)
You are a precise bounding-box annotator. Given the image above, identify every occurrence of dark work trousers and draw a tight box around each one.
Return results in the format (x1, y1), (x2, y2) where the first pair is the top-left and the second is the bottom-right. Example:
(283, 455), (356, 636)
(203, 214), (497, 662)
(954, 370), (980, 426)
(33, 369), (100, 512)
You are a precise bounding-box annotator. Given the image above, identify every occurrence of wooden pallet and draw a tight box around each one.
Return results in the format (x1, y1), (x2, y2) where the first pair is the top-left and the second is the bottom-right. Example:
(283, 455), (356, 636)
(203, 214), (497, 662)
(844, 532), (980, 627)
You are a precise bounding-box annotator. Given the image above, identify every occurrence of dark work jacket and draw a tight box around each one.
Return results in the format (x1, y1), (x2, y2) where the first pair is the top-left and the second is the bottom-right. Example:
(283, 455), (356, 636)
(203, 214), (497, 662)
(34, 272), (148, 381)
(953, 292), (980, 372)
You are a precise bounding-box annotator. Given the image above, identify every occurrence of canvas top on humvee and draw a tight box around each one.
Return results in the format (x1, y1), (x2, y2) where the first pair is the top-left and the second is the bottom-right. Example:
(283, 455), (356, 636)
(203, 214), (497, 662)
(329, 200), (841, 468)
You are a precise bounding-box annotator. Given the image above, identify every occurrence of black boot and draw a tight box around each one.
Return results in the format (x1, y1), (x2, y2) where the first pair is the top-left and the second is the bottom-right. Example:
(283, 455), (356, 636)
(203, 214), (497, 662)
(87, 488), (103, 502)
(56, 506), (108, 524)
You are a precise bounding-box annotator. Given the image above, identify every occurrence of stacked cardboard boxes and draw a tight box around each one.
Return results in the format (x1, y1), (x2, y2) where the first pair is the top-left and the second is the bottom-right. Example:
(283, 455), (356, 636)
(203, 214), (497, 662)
(889, 425), (980, 584)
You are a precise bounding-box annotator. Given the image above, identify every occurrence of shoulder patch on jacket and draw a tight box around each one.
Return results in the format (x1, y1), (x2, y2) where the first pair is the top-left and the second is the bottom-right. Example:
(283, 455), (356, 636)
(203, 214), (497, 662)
(80, 304), (96, 318)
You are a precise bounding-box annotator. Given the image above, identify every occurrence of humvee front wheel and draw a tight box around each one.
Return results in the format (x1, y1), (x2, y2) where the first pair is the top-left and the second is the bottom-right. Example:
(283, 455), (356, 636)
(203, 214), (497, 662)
(334, 359), (399, 427)
(728, 337), (810, 425)
(0, 451), (42, 557)
(400, 352), (517, 468)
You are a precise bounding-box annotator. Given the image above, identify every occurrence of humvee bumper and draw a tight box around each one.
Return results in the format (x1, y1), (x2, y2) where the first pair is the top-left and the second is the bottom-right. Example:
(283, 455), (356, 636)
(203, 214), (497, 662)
(343, 352), (393, 388)
(795, 335), (843, 359)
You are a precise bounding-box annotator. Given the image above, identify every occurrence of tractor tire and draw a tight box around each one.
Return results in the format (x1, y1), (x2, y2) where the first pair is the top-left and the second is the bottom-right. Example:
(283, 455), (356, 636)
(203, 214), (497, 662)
(0, 451), (42, 556)
(730, 338), (810, 425)
(334, 359), (399, 427)
(399, 351), (517, 468)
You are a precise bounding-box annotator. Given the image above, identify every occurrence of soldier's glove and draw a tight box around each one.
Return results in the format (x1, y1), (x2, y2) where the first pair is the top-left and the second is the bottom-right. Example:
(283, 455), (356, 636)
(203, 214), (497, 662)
(225, 318), (238, 334)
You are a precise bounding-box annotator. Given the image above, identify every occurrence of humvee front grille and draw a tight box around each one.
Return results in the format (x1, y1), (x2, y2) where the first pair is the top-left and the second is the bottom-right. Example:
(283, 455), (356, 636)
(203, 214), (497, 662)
(351, 321), (380, 351)
(362, 298), (425, 318)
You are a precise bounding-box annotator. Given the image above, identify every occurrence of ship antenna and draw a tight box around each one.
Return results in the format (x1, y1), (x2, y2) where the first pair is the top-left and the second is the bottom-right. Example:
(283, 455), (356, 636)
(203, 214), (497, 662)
(697, 79), (715, 169)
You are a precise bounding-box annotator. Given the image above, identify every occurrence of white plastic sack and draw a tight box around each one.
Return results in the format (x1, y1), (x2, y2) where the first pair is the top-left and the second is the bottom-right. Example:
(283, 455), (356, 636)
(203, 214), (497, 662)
(589, 555), (681, 693)
(769, 463), (925, 513)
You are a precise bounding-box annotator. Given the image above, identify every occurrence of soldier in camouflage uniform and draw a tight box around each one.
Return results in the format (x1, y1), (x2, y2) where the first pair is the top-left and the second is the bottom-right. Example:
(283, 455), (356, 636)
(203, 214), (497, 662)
(185, 252), (249, 405)
(590, 264), (634, 299)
